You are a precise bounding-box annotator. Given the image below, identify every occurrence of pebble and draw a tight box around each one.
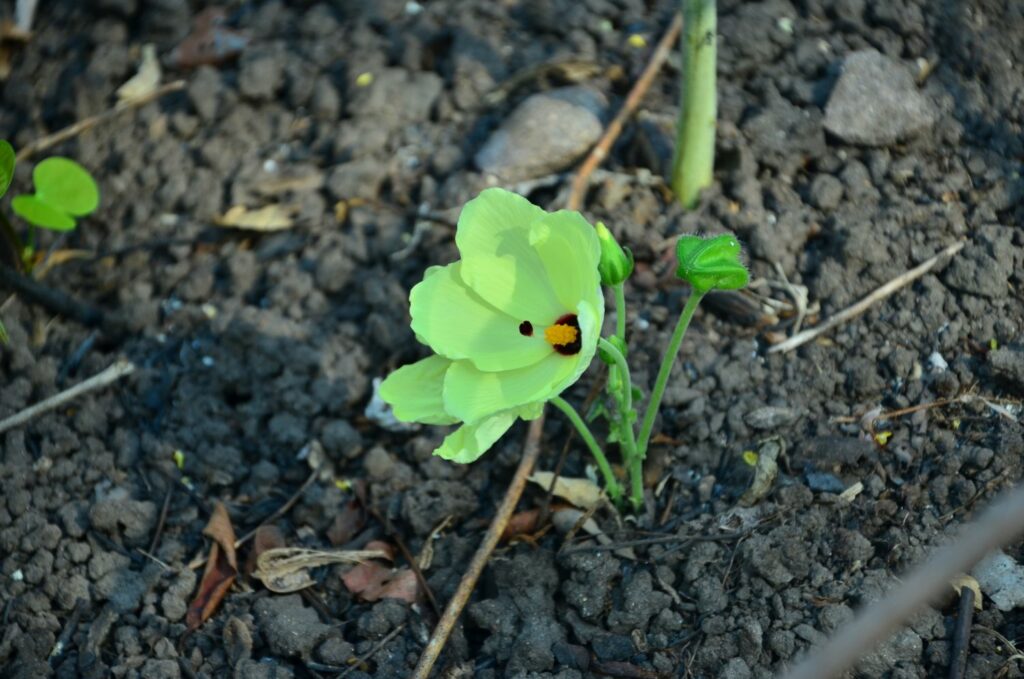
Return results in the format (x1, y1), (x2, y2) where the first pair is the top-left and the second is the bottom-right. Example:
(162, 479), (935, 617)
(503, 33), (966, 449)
(474, 86), (606, 181)
(255, 594), (331, 658)
(824, 49), (936, 146)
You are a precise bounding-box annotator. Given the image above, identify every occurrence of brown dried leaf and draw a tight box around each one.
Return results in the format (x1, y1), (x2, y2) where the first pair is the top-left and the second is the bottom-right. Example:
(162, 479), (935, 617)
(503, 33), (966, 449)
(214, 204), (297, 231)
(244, 524), (286, 576)
(169, 8), (249, 69)
(529, 472), (605, 510)
(186, 502), (238, 630)
(500, 508), (542, 542)
(327, 498), (366, 547)
(341, 561), (420, 604)
(253, 547), (389, 594)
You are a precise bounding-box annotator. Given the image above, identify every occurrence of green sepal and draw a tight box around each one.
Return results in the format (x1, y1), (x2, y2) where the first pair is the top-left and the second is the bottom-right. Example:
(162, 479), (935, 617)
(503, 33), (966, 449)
(595, 222), (634, 286)
(0, 140), (14, 199)
(675, 234), (749, 293)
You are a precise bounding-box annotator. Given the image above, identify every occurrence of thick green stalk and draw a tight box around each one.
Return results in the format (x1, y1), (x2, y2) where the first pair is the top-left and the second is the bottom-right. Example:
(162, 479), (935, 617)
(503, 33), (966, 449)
(670, 0), (717, 209)
(551, 395), (623, 503)
(636, 291), (704, 456)
(614, 283), (627, 344)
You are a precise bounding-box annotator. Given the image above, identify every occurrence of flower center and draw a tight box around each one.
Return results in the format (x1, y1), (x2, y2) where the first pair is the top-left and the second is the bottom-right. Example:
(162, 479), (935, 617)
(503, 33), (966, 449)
(543, 314), (582, 356)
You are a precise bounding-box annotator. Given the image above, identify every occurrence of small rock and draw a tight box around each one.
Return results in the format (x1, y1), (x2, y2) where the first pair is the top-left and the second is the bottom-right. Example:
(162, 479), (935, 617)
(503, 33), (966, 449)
(239, 49), (285, 100)
(591, 634), (634, 662)
(809, 174), (844, 210)
(944, 243), (1011, 299)
(718, 658), (752, 679)
(824, 49), (936, 146)
(89, 497), (158, 543)
(475, 86), (606, 181)
(141, 659), (180, 679)
(347, 68), (442, 127)
(316, 637), (354, 665)
(744, 405), (800, 430)
(973, 550), (1024, 611)
(989, 346), (1024, 390)
(187, 66), (223, 123)
(326, 158), (387, 202)
(311, 75), (341, 121)
(255, 595), (331, 658)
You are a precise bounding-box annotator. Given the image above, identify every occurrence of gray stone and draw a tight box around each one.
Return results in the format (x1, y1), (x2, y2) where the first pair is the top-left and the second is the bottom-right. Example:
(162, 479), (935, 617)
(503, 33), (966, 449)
(989, 347), (1024, 390)
(255, 594), (331, 658)
(824, 49), (936, 146)
(347, 68), (443, 127)
(239, 49), (285, 101)
(187, 66), (222, 122)
(809, 174), (844, 210)
(325, 158), (387, 202)
(744, 405), (800, 430)
(943, 243), (1011, 299)
(474, 86), (606, 181)
(718, 658), (752, 679)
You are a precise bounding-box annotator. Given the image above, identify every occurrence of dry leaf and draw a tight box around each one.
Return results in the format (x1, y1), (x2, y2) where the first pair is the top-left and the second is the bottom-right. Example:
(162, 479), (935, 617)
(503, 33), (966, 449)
(214, 204), (297, 231)
(326, 498), (366, 547)
(341, 561), (420, 604)
(186, 502), (238, 630)
(500, 508), (542, 542)
(738, 438), (783, 507)
(117, 44), (161, 103)
(168, 8), (249, 69)
(529, 472), (605, 510)
(252, 546), (388, 593)
(244, 524), (286, 576)
(417, 516), (452, 571)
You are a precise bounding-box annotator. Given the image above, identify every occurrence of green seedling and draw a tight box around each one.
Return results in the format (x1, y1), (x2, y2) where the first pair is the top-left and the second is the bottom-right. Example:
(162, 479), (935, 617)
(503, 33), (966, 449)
(380, 188), (747, 510)
(0, 139), (100, 344)
(671, 0), (717, 209)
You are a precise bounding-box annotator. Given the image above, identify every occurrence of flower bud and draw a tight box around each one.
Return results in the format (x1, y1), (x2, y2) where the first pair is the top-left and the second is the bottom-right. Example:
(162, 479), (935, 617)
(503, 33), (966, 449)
(595, 222), (634, 286)
(598, 334), (628, 366)
(675, 234), (749, 293)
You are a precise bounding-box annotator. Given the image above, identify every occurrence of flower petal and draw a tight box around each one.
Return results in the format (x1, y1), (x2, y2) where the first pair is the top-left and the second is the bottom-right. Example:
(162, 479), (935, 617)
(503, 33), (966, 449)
(442, 301), (600, 423)
(379, 355), (458, 425)
(434, 410), (519, 463)
(528, 210), (602, 312)
(456, 189), (565, 322)
(410, 262), (550, 371)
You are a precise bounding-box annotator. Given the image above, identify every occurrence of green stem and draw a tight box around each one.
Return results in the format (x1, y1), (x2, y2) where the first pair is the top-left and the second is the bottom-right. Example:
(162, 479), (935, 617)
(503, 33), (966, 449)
(670, 0), (717, 209)
(636, 291), (705, 456)
(551, 395), (622, 504)
(599, 337), (645, 510)
(614, 283), (627, 344)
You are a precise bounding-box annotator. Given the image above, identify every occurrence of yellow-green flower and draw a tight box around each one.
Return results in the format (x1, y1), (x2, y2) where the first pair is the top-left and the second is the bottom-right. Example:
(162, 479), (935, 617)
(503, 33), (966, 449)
(380, 188), (604, 462)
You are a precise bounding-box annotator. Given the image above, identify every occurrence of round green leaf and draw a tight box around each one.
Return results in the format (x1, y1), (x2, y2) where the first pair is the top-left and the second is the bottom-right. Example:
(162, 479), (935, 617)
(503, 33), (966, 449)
(0, 140), (14, 199)
(33, 157), (99, 217)
(11, 195), (77, 231)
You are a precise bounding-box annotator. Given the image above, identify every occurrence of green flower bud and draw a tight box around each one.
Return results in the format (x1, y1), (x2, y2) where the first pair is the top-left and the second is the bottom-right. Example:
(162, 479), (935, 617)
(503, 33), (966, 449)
(598, 334), (628, 366)
(675, 234), (749, 293)
(595, 222), (634, 286)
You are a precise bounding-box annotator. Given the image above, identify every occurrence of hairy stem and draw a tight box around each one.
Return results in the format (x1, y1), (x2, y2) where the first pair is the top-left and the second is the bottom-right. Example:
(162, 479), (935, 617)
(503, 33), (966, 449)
(670, 0), (717, 209)
(551, 395), (622, 503)
(614, 283), (627, 344)
(637, 291), (704, 456)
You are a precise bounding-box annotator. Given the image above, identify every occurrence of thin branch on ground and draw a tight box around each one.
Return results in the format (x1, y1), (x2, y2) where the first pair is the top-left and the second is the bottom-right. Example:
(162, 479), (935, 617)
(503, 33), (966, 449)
(0, 263), (109, 329)
(48, 597), (86, 667)
(0, 358), (135, 435)
(779, 483), (1024, 679)
(412, 415), (545, 679)
(15, 80), (186, 162)
(948, 585), (974, 679)
(148, 486), (174, 556)
(566, 11), (683, 211)
(768, 241), (966, 354)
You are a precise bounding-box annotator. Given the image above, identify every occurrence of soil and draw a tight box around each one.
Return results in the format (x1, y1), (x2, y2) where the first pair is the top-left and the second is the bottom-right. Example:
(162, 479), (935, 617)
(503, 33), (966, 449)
(1, 1), (1023, 678)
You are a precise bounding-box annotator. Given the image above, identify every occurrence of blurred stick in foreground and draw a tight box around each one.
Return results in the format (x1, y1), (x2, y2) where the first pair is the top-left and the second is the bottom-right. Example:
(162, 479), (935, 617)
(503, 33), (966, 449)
(780, 483), (1024, 679)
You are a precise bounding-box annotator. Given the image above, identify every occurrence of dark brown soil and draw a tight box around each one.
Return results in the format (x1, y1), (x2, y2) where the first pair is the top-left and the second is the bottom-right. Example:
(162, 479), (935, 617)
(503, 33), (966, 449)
(2, 1), (1023, 678)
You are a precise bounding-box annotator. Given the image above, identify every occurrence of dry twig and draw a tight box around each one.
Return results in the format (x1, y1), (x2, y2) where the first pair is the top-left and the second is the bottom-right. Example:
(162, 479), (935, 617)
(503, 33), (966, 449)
(411, 415), (545, 679)
(0, 358), (134, 434)
(566, 12), (683, 210)
(16, 80), (186, 162)
(768, 241), (965, 354)
(948, 585), (974, 679)
(780, 483), (1024, 679)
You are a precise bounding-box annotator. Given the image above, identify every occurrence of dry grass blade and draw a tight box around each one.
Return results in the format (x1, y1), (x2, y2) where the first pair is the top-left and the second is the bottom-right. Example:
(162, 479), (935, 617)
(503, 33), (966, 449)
(253, 546), (389, 593)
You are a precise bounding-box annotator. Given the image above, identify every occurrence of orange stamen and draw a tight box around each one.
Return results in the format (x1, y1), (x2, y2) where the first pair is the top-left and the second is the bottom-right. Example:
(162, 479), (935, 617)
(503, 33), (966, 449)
(544, 323), (578, 346)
